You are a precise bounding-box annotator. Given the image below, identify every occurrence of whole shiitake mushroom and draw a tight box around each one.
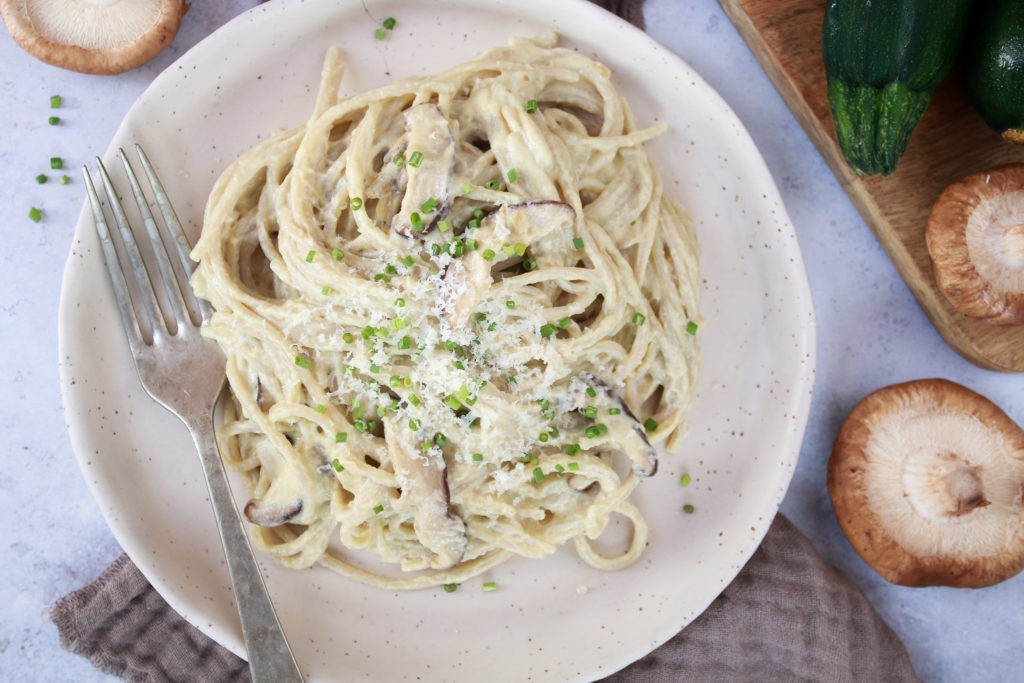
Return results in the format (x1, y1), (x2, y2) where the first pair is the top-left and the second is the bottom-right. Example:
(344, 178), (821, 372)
(829, 378), (1024, 588)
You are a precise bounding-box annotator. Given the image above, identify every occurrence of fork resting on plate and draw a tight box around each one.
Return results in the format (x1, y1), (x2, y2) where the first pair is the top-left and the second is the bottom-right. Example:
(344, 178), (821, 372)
(83, 145), (303, 683)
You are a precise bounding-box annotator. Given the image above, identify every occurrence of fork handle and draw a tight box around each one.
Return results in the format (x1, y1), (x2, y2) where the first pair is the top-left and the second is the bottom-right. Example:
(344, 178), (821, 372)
(189, 413), (304, 682)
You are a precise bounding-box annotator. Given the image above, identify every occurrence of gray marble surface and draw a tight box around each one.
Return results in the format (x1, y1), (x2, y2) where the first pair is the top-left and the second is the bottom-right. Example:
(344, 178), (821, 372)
(1, 1), (1021, 681)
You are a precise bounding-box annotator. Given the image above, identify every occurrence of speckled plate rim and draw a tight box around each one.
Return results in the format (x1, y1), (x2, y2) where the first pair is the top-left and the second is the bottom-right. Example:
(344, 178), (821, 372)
(57, 1), (816, 680)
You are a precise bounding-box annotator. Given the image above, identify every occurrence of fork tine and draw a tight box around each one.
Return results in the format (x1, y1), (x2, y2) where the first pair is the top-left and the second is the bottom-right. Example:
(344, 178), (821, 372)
(135, 144), (211, 322)
(83, 166), (146, 351)
(118, 148), (189, 329)
(95, 156), (166, 340)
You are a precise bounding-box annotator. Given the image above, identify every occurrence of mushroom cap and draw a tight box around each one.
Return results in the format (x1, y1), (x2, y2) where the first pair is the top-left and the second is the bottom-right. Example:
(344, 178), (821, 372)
(926, 163), (1024, 325)
(828, 378), (1024, 588)
(0, 0), (189, 75)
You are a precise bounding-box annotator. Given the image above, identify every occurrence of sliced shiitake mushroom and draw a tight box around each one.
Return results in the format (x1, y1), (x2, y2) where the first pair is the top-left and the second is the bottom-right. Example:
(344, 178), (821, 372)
(926, 163), (1024, 325)
(0, 0), (189, 75)
(828, 378), (1024, 587)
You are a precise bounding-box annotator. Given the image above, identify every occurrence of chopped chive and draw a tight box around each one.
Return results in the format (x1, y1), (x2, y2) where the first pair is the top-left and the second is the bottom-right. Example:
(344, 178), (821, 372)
(643, 418), (659, 432)
(585, 425), (600, 439)
(390, 375), (403, 388)
(50, 157), (62, 170)
(60, 174), (70, 185)
(431, 244), (441, 256)
(466, 218), (481, 229)
(331, 458), (344, 472)
(444, 395), (461, 410)
(435, 433), (447, 447)
(455, 360), (465, 370)
(408, 418), (421, 431)
(401, 255), (414, 267)
(409, 394), (421, 407)
(361, 325), (376, 339)
(410, 212), (424, 232)
(596, 423), (608, 436)
(369, 363), (380, 373)
(548, 426), (559, 438)
(375, 27), (386, 39)
(35, 174), (47, 184)
(538, 432), (549, 442)
(513, 242), (527, 256)
(572, 237), (584, 249)
(522, 257), (537, 271)
(568, 462), (579, 471)
(420, 197), (439, 213)
(48, 116), (59, 125)
(443, 583), (458, 593)
(437, 219), (451, 232)
(395, 297), (406, 307)
(565, 444), (581, 456)
(533, 467), (544, 482)
(482, 248), (495, 261)
(393, 153), (406, 166)
(680, 473), (692, 487)
(559, 316), (572, 329)
(408, 151), (424, 167)
(332, 247), (344, 260)
(421, 440), (432, 451)
(28, 207), (42, 223)
(586, 386), (597, 398)
(472, 453), (483, 462)
(464, 238), (478, 251)
(382, 16), (396, 29)
(686, 320), (699, 335)
(398, 335), (412, 350)
(525, 99), (538, 113)
(374, 504), (384, 514)
(555, 464), (565, 473)
(374, 273), (391, 283)
(502, 244), (515, 256)
(377, 406), (387, 417)
(336, 432), (348, 443)
(683, 504), (695, 514)
(482, 581), (497, 592)
(322, 285), (333, 295)
(350, 197), (363, 211)
(391, 317), (406, 331)
(584, 406), (598, 419)
(295, 355), (311, 368)
(485, 178), (500, 190)
(306, 250), (316, 262)
(540, 324), (557, 338)
(507, 168), (518, 183)
(538, 398), (550, 411)
(632, 312), (646, 326)
(315, 403), (327, 413)
(461, 183), (473, 194)
(50, 95), (62, 108)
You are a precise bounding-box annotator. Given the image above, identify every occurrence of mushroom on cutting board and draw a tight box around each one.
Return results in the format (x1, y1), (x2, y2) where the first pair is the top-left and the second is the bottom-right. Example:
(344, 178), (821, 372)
(0, 0), (189, 75)
(926, 163), (1024, 325)
(828, 378), (1024, 588)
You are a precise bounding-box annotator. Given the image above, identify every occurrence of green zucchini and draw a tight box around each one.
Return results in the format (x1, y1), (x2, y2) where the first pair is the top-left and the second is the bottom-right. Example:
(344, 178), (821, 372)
(962, 0), (1024, 144)
(822, 0), (973, 177)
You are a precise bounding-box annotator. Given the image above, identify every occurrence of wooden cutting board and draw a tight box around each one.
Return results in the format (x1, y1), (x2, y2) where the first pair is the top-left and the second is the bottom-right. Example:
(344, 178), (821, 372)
(719, 0), (1024, 372)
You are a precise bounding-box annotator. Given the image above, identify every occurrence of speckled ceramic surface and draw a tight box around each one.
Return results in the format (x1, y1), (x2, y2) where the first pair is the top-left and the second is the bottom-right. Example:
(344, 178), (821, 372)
(57, 1), (815, 680)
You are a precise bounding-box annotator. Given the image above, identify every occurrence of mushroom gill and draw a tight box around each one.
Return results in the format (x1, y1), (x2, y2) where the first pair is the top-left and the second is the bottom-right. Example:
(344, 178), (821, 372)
(926, 163), (1024, 325)
(1, 0), (189, 75)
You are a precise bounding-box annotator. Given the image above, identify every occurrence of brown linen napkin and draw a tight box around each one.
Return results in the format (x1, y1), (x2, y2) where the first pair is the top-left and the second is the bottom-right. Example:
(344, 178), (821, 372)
(51, 514), (919, 683)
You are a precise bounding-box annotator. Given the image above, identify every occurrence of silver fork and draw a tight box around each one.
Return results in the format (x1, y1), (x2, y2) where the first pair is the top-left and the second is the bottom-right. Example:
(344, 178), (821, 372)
(83, 145), (303, 683)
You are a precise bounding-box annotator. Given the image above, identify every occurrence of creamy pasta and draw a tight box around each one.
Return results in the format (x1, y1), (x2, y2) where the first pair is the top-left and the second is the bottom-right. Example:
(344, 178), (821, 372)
(190, 34), (701, 590)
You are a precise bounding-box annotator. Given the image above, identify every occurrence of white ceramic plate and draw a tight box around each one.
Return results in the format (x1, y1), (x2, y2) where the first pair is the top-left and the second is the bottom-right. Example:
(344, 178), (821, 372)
(58, 1), (816, 680)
